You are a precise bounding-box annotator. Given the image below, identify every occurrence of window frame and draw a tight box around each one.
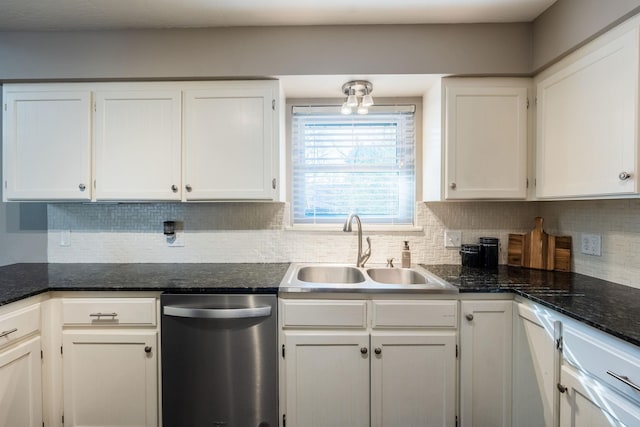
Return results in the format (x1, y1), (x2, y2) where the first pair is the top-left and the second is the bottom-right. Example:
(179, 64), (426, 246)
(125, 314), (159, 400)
(286, 98), (423, 230)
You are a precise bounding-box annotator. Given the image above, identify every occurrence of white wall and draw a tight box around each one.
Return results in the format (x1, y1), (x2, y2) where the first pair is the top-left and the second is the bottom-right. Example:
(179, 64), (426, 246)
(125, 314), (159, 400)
(0, 24), (532, 80)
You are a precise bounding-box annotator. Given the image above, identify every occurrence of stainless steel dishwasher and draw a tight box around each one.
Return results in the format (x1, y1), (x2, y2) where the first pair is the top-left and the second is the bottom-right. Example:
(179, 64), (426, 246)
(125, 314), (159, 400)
(161, 294), (278, 427)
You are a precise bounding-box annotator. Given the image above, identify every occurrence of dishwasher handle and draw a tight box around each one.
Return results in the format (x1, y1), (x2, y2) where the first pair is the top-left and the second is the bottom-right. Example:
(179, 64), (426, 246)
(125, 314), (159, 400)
(164, 305), (272, 319)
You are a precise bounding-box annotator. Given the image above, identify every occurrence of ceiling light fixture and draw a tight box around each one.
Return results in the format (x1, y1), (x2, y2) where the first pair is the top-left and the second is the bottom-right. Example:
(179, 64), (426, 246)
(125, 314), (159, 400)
(341, 80), (374, 115)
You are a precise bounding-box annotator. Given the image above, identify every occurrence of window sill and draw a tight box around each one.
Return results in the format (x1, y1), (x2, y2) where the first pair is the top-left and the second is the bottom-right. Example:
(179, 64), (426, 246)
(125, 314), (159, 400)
(285, 224), (424, 233)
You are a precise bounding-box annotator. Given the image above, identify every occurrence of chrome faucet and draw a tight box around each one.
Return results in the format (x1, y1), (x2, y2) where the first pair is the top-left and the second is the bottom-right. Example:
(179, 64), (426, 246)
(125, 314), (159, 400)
(343, 213), (372, 267)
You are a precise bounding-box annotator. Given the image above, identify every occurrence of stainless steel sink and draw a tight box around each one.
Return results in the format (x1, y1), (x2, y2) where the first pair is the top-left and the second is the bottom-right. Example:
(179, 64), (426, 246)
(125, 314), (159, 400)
(366, 268), (427, 285)
(297, 265), (366, 284)
(280, 263), (458, 293)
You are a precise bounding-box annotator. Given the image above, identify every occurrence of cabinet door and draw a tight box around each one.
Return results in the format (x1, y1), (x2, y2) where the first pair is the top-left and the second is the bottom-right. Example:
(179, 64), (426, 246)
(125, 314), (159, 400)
(536, 24), (639, 198)
(370, 332), (456, 427)
(2, 88), (92, 200)
(62, 330), (157, 427)
(94, 89), (182, 200)
(284, 332), (369, 427)
(183, 83), (276, 200)
(0, 336), (42, 427)
(513, 303), (560, 427)
(444, 82), (528, 199)
(559, 365), (640, 427)
(460, 300), (513, 427)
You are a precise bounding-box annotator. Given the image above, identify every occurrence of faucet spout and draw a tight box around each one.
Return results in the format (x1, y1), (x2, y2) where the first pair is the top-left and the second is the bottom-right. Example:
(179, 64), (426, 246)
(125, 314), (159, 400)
(343, 214), (371, 267)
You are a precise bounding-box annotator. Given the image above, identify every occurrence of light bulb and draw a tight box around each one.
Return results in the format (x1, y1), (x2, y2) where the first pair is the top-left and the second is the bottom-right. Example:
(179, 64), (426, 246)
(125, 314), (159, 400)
(346, 93), (358, 107)
(357, 104), (368, 115)
(341, 102), (353, 115)
(361, 94), (374, 107)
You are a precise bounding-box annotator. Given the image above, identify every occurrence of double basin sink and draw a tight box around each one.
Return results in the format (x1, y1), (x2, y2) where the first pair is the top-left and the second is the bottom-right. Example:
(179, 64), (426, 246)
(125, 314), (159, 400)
(280, 263), (458, 293)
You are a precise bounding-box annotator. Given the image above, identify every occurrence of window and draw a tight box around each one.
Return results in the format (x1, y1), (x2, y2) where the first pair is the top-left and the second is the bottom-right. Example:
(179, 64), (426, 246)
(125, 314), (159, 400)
(291, 105), (416, 225)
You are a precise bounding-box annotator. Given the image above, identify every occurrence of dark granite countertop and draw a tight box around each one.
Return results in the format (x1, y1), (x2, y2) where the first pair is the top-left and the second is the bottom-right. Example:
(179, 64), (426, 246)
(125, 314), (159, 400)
(1, 262), (639, 349)
(421, 264), (640, 348)
(0, 263), (290, 306)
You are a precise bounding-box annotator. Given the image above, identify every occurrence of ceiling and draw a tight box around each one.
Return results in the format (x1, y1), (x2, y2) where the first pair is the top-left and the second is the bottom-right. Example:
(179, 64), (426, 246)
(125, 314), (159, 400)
(0, 0), (557, 31)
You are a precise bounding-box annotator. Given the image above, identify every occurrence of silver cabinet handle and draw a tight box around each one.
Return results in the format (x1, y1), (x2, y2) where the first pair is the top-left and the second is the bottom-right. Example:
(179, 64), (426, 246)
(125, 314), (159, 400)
(171, 185), (178, 193)
(89, 312), (118, 318)
(164, 305), (271, 319)
(374, 347), (382, 355)
(360, 347), (368, 355)
(0, 328), (18, 338)
(450, 182), (457, 189)
(79, 183), (86, 191)
(144, 346), (152, 353)
(619, 172), (632, 181)
(466, 313), (474, 321)
(607, 370), (640, 392)
(185, 185), (193, 192)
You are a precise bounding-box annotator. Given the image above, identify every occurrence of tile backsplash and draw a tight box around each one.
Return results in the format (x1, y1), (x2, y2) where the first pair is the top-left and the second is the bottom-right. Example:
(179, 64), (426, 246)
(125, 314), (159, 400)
(47, 202), (538, 265)
(47, 199), (640, 289)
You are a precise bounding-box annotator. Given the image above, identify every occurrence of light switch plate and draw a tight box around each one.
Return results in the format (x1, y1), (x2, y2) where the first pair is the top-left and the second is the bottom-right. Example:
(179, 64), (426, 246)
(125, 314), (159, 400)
(60, 230), (71, 247)
(444, 230), (462, 248)
(581, 233), (601, 256)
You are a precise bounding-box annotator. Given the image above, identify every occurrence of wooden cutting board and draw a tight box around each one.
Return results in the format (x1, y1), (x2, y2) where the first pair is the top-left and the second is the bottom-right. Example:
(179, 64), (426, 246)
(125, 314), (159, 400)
(508, 217), (572, 272)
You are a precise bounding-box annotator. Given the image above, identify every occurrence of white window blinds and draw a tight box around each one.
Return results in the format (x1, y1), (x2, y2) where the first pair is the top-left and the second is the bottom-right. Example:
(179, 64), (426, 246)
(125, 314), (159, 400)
(291, 105), (416, 225)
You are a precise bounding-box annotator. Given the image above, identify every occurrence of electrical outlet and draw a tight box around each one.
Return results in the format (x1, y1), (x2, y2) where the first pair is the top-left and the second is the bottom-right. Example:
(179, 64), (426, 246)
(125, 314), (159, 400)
(444, 230), (462, 248)
(581, 233), (601, 256)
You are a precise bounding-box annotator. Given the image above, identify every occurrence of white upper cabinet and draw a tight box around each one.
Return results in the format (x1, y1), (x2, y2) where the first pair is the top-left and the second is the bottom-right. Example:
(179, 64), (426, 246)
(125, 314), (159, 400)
(423, 77), (530, 201)
(94, 88), (182, 201)
(535, 17), (640, 198)
(2, 81), (280, 202)
(183, 81), (278, 200)
(2, 87), (92, 201)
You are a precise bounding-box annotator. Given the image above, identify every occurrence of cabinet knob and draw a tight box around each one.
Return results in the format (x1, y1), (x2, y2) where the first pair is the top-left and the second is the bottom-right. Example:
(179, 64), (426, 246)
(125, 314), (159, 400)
(557, 383), (567, 393)
(619, 171), (632, 181)
(374, 347), (382, 355)
(466, 313), (474, 321)
(449, 182), (457, 189)
(360, 347), (368, 355)
(78, 183), (86, 191)
(185, 184), (192, 192)
(171, 185), (178, 193)
(144, 346), (152, 354)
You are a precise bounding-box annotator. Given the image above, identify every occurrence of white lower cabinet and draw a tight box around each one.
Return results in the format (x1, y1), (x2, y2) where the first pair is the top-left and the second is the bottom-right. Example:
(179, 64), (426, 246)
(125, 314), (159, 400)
(0, 301), (43, 427)
(58, 296), (159, 427)
(513, 301), (560, 427)
(459, 300), (513, 427)
(559, 364), (640, 427)
(0, 336), (43, 427)
(284, 332), (370, 427)
(371, 332), (456, 427)
(280, 298), (458, 427)
(558, 311), (640, 427)
(62, 330), (158, 427)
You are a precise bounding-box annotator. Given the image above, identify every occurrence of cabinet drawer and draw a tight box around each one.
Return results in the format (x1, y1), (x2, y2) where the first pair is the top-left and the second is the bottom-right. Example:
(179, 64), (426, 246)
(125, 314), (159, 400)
(281, 300), (367, 328)
(0, 304), (40, 348)
(372, 301), (458, 328)
(62, 298), (157, 326)
(563, 322), (640, 402)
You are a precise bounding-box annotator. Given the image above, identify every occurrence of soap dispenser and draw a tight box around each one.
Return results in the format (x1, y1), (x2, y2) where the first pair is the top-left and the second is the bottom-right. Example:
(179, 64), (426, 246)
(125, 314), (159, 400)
(401, 241), (411, 268)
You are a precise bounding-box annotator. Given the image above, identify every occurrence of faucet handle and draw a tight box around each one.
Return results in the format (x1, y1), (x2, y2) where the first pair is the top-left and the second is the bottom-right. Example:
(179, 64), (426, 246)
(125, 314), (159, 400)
(386, 258), (395, 268)
(360, 237), (372, 267)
